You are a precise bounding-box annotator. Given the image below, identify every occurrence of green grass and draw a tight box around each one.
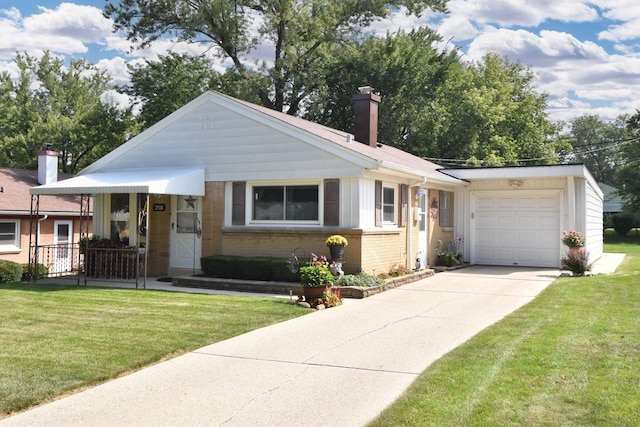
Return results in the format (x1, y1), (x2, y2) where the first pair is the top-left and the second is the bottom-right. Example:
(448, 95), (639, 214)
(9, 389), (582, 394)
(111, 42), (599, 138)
(0, 286), (307, 417)
(370, 230), (640, 426)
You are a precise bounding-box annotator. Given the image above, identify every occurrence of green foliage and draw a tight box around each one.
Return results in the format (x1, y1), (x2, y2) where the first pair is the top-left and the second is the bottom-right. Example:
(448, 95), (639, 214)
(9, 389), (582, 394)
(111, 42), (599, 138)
(561, 230), (586, 248)
(322, 287), (343, 307)
(337, 272), (384, 287)
(611, 213), (635, 236)
(436, 251), (461, 267)
(20, 263), (49, 281)
(105, 0), (447, 115)
(561, 248), (591, 276)
(0, 260), (23, 283)
(566, 114), (625, 185)
(299, 264), (335, 288)
(0, 52), (138, 173)
(200, 255), (299, 282)
(618, 111), (640, 210)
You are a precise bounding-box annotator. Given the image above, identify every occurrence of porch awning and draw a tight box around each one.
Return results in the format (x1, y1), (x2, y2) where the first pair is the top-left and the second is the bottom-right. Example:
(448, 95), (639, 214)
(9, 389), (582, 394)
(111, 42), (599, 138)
(30, 168), (205, 196)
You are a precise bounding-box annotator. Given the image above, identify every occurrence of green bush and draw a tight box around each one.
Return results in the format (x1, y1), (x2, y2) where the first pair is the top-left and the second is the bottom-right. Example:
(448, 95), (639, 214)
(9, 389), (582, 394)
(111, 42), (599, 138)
(612, 213), (635, 236)
(200, 255), (300, 282)
(337, 272), (384, 287)
(0, 260), (23, 283)
(20, 263), (49, 281)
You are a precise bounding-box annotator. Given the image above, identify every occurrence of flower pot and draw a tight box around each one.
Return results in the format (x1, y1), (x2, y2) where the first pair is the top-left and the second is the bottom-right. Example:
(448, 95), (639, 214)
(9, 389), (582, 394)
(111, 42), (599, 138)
(303, 285), (330, 301)
(328, 244), (345, 261)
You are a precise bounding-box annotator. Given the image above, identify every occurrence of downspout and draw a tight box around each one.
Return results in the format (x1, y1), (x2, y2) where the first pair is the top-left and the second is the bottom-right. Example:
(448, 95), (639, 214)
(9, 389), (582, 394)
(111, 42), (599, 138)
(407, 177), (427, 271)
(567, 176), (576, 230)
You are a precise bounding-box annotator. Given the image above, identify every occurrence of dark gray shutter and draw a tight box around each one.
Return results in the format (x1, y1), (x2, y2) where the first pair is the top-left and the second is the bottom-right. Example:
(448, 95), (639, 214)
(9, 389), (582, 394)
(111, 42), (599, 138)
(232, 182), (246, 225)
(324, 179), (340, 226)
(400, 184), (408, 227)
(375, 180), (382, 227)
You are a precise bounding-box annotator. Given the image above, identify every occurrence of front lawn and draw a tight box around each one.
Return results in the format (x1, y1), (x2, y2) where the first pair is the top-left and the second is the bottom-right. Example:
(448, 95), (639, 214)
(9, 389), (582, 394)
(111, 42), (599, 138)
(370, 231), (639, 426)
(0, 286), (307, 417)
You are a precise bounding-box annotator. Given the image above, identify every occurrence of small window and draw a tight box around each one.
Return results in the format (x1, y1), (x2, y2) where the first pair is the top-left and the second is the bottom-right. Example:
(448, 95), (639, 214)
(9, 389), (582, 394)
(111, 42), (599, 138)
(439, 191), (453, 227)
(0, 221), (20, 251)
(383, 186), (396, 224)
(110, 193), (130, 241)
(253, 185), (319, 221)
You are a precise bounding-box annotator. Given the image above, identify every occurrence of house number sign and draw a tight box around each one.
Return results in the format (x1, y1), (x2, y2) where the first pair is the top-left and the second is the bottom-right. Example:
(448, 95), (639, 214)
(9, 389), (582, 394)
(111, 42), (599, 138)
(153, 203), (166, 211)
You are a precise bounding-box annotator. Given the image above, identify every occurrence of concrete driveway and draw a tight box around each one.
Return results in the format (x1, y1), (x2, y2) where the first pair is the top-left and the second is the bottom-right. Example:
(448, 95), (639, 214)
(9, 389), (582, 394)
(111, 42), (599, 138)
(1, 266), (560, 426)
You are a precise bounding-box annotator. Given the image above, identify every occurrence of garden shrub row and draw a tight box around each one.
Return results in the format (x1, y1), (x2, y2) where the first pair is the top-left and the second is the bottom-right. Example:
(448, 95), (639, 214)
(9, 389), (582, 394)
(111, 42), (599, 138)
(200, 255), (300, 282)
(0, 260), (23, 283)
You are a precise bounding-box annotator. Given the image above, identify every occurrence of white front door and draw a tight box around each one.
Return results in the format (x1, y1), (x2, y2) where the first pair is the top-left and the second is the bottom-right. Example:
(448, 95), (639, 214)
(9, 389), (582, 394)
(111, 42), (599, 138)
(471, 190), (561, 267)
(417, 192), (428, 268)
(53, 220), (73, 273)
(170, 195), (202, 272)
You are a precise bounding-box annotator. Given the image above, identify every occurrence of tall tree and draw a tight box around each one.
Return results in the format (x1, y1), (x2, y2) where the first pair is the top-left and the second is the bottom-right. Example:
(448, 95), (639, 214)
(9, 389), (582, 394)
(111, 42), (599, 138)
(566, 114), (625, 185)
(617, 111), (640, 210)
(125, 52), (263, 129)
(435, 54), (564, 166)
(105, 0), (448, 115)
(303, 28), (458, 157)
(0, 52), (137, 173)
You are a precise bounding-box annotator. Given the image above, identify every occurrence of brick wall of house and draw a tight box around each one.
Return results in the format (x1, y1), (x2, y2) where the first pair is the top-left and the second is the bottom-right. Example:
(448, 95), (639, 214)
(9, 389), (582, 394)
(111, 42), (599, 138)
(201, 182), (224, 256)
(0, 216), (88, 267)
(220, 229), (365, 274)
(146, 194), (170, 277)
(360, 229), (407, 275)
(428, 189), (454, 267)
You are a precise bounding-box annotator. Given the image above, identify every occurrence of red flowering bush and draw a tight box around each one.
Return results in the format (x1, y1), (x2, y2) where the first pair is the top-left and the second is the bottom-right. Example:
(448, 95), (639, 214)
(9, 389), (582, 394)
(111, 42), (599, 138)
(561, 248), (591, 276)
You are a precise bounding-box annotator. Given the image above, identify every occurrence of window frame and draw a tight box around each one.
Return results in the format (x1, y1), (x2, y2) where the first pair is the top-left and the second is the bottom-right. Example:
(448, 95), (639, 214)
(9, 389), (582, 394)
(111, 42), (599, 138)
(382, 185), (397, 225)
(439, 191), (453, 228)
(0, 220), (20, 252)
(248, 180), (322, 225)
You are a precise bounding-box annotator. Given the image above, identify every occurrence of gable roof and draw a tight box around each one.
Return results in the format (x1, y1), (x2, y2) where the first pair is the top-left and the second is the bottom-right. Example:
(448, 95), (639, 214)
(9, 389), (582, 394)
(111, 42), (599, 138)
(78, 91), (462, 185)
(0, 168), (88, 215)
(598, 182), (623, 212)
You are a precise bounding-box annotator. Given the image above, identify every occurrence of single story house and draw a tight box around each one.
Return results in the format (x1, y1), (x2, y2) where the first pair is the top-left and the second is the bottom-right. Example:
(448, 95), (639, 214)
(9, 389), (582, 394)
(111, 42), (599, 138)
(598, 182), (623, 214)
(1, 149), (91, 275)
(29, 90), (603, 278)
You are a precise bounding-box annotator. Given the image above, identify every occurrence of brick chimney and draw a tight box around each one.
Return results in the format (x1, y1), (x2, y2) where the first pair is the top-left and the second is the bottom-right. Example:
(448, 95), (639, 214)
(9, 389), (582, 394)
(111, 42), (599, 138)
(37, 144), (59, 185)
(353, 86), (381, 148)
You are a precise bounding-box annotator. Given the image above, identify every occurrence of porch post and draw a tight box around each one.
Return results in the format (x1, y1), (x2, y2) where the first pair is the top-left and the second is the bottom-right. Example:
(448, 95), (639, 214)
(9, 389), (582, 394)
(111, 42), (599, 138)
(136, 193), (149, 289)
(80, 194), (91, 286)
(28, 194), (40, 283)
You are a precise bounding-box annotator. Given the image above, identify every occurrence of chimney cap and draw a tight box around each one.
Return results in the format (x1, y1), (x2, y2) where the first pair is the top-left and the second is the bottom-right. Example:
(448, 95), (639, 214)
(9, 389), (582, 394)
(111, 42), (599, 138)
(358, 85), (374, 94)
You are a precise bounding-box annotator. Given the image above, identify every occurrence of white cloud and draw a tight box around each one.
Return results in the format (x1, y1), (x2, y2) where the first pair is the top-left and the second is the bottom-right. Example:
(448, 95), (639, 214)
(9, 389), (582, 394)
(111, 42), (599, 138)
(26, 3), (112, 42)
(447, 0), (598, 27)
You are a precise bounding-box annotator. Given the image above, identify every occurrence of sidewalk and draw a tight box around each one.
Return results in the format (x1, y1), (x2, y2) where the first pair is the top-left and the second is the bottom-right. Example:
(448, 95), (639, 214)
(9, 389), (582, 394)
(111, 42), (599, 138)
(1, 256), (624, 426)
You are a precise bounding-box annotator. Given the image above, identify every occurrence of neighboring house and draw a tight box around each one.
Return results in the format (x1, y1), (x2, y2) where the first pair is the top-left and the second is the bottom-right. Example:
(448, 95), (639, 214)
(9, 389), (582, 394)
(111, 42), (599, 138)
(1, 149), (92, 274)
(598, 182), (623, 214)
(30, 90), (603, 277)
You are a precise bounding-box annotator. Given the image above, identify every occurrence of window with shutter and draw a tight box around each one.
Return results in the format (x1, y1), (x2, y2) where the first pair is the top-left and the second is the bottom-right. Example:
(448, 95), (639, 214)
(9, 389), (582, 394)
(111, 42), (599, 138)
(232, 182), (246, 225)
(324, 179), (339, 226)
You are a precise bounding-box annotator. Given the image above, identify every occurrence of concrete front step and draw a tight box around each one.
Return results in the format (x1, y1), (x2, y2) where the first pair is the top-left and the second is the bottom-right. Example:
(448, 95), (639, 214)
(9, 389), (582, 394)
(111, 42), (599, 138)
(172, 269), (435, 299)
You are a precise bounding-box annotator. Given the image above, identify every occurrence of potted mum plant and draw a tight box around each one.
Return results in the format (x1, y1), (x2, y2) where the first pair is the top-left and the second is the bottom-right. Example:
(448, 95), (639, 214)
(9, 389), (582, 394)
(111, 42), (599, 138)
(325, 234), (348, 261)
(299, 253), (335, 300)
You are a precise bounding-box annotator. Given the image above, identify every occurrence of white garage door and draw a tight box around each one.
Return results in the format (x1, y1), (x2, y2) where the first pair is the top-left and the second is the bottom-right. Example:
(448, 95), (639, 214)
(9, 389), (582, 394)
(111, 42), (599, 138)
(472, 191), (561, 268)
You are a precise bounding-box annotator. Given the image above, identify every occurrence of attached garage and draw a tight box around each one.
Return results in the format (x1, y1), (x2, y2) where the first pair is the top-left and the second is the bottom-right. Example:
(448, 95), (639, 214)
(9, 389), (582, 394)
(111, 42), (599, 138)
(442, 165), (604, 269)
(472, 190), (561, 267)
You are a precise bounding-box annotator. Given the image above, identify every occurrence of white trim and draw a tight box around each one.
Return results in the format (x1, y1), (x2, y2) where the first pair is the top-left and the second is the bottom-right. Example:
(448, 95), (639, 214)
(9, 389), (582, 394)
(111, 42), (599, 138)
(246, 180), (324, 226)
(0, 220), (20, 252)
(382, 185), (397, 226)
(31, 168), (205, 196)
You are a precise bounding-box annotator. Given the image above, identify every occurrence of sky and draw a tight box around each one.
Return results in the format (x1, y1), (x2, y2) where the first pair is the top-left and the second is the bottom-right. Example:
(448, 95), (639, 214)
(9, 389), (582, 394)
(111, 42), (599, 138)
(1, 0), (640, 125)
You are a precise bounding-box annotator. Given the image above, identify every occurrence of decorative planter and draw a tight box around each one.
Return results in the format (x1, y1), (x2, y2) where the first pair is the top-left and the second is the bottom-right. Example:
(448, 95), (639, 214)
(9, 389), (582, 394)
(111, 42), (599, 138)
(328, 244), (345, 261)
(303, 285), (329, 301)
